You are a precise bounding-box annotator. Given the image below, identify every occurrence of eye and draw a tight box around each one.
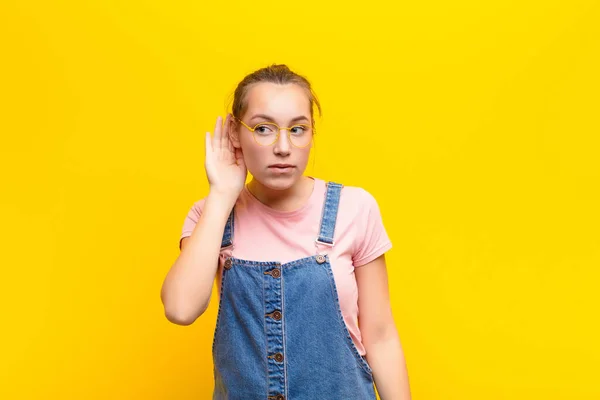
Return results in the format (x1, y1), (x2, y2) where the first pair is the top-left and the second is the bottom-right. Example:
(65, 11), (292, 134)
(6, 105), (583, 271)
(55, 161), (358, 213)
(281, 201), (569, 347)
(290, 125), (308, 135)
(255, 124), (277, 135)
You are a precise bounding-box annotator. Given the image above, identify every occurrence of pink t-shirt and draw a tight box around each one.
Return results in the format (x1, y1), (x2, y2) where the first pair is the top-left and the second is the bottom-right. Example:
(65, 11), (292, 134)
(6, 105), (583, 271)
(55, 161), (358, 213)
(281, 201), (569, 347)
(179, 176), (392, 356)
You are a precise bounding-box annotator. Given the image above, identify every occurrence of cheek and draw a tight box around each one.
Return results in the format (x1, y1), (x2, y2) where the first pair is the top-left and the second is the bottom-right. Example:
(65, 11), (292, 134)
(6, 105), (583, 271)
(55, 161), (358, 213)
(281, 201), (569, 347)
(237, 131), (255, 152)
(298, 147), (312, 163)
(239, 139), (267, 165)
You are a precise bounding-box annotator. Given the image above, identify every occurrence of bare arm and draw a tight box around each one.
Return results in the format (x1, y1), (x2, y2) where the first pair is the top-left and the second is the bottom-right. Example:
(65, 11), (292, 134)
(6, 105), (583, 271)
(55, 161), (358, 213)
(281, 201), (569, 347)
(160, 192), (235, 325)
(356, 254), (412, 400)
(160, 114), (246, 326)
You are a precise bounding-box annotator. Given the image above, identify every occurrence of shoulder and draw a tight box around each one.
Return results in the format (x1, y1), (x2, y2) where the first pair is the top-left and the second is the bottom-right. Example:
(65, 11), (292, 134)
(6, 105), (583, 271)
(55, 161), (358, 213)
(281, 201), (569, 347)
(335, 183), (387, 234)
(185, 191), (245, 217)
(337, 183), (392, 264)
(185, 197), (207, 219)
(337, 183), (379, 211)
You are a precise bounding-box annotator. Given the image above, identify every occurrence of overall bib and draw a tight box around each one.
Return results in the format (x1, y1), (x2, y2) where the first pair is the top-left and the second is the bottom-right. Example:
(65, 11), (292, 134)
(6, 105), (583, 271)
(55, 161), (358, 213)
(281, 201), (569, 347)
(212, 182), (377, 400)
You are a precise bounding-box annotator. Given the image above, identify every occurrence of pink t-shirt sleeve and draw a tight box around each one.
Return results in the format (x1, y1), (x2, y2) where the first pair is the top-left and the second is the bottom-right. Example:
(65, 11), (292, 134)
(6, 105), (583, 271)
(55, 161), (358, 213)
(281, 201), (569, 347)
(179, 199), (205, 250)
(352, 189), (392, 267)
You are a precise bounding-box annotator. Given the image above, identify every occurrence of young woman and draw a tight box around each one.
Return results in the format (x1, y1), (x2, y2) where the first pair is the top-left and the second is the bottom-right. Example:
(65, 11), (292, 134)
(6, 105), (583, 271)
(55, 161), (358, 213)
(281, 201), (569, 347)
(161, 64), (411, 399)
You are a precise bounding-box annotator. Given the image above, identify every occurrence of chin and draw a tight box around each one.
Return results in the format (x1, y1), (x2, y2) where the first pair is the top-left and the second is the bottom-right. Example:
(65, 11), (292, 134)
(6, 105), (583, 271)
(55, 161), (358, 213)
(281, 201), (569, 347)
(255, 171), (301, 191)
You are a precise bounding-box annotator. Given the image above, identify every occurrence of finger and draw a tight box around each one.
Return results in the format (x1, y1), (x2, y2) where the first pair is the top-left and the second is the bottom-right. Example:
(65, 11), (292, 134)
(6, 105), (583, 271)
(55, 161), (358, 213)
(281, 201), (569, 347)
(213, 116), (222, 150)
(221, 113), (231, 147)
(228, 130), (235, 154)
(224, 114), (235, 153)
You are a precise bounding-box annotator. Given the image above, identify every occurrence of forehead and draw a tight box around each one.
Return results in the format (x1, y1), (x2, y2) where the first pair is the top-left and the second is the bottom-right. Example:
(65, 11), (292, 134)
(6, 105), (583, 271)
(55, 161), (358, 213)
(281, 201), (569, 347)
(243, 82), (311, 119)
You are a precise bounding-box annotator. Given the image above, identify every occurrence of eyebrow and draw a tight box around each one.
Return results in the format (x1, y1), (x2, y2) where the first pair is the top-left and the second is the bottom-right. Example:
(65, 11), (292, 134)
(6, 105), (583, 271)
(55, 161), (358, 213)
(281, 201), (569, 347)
(249, 114), (310, 124)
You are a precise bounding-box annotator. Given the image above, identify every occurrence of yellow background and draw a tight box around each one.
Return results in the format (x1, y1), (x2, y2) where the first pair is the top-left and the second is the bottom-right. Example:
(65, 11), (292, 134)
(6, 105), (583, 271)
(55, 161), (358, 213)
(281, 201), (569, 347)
(1, 0), (599, 399)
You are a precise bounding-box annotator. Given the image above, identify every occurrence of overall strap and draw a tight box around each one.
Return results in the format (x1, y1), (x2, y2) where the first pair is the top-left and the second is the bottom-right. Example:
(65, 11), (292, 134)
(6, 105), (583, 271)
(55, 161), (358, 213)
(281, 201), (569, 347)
(316, 181), (343, 246)
(221, 207), (235, 248)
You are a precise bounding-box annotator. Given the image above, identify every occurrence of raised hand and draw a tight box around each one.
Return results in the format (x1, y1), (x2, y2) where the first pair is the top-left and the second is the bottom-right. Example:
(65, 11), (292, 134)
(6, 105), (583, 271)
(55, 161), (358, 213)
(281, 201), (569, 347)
(204, 114), (247, 202)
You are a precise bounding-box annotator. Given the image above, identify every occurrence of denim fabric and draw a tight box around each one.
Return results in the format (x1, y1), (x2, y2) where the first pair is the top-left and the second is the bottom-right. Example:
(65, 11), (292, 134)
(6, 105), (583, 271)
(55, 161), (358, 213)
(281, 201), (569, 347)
(220, 209), (234, 248)
(212, 182), (376, 400)
(317, 181), (342, 245)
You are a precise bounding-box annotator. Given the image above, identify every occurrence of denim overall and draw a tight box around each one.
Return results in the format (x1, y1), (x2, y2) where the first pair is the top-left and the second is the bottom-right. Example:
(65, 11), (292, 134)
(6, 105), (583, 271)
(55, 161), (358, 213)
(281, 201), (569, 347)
(212, 182), (377, 400)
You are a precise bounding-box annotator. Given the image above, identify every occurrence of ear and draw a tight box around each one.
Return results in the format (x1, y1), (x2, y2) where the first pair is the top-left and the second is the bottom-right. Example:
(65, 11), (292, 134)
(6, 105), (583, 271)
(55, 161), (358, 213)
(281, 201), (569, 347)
(228, 116), (242, 149)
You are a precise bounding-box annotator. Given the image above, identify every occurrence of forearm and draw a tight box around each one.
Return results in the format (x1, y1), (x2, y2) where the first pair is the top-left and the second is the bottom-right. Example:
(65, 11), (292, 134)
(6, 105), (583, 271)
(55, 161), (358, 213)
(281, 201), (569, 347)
(365, 331), (412, 400)
(161, 192), (235, 325)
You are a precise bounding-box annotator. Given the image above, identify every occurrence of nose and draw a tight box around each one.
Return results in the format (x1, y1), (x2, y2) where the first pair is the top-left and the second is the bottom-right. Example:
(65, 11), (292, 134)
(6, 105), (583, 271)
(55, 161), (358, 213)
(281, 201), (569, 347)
(273, 129), (292, 155)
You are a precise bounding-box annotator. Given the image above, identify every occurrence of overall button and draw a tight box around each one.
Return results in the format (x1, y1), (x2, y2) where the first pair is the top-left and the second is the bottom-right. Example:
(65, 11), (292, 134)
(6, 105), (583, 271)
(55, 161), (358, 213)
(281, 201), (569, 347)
(263, 268), (281, 278)
(268, 352), (284, 362)
(224, 258), (232, 269)
(315, 254), (326, 264)
(268, 395), (285, 400)
(265, 310), (282, 320)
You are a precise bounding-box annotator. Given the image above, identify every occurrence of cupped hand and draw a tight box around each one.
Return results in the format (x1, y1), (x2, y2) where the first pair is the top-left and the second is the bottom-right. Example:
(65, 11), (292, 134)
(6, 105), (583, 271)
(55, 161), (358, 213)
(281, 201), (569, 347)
(204, 114), (247, 201)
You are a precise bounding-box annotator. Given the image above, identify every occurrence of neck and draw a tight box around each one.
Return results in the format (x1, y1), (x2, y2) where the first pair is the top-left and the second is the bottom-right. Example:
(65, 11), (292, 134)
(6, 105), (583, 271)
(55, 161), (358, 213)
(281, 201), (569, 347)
(247, 176), (315, 212)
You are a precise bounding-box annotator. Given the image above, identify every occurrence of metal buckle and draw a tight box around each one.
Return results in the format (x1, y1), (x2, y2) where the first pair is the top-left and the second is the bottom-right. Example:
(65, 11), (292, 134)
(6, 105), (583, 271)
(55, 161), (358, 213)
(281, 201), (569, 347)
(315, 238), (335, 247)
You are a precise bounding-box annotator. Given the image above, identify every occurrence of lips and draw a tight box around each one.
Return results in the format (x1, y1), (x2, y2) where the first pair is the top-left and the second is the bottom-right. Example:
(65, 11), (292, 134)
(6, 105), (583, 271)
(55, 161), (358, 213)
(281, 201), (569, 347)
(269, 164), (295, 169)
(268, 164), (295, 174)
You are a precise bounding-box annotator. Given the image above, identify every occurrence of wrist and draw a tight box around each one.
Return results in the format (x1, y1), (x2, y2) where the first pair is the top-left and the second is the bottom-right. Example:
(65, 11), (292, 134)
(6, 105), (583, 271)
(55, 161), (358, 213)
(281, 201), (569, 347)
(206, 189), (238, 212)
